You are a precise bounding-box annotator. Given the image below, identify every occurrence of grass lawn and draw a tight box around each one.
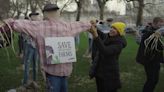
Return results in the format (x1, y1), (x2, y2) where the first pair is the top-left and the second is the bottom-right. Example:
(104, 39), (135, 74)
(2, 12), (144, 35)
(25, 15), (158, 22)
(0, 33), (164, 92)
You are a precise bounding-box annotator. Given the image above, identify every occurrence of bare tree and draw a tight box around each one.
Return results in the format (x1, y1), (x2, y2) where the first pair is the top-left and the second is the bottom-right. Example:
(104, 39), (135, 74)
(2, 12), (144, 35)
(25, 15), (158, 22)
(29, 0), (46, 13)
(55, 0), (58, 4)
(34, 0), (46, 11)
(75, 0), (84, 21)
(23, 0), (30, 17)
(0, 0), (10, 18)
(144, 1), (164, 17)
(10, 0), (26, 19)
(124, 0), (164, 26)
(136, 0), (144, 26)
(125, 0), (145, 26)
(96, 0), (109, 20)
(60, 0), (73, 14)
(29, 0), (38, 12)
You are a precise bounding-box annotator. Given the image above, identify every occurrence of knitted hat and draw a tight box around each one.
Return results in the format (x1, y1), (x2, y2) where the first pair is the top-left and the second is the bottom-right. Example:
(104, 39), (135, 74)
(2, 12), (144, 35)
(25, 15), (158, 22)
(111, 22), (126, 36)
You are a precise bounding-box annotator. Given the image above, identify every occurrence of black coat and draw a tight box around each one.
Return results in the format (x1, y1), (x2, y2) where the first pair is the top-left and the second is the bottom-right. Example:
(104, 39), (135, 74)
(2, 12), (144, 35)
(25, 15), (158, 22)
(136, 26), (164, 65)
(92, 30), (127, 89)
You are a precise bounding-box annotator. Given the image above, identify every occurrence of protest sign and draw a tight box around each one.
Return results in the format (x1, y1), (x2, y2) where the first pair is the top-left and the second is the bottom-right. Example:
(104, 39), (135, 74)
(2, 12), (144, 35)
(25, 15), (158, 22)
(45, 37), (76, 64)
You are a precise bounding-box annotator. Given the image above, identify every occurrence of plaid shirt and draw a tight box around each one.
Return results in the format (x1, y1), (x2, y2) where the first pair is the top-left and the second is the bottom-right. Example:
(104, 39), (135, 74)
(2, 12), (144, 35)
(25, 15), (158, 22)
(5, 18), (91, 76)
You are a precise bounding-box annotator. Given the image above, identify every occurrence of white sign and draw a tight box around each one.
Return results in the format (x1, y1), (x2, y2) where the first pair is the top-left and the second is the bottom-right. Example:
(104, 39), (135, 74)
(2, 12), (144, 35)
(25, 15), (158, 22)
(45, 37), (76, 64)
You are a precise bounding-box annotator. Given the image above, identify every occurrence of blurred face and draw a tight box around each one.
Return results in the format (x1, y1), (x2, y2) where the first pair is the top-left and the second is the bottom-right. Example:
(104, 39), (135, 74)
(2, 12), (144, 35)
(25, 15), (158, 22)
(154, 20), (163, 29)
(109, 27), (119, 36)
(44, 10), (60, 19)
(161, 20), (164, 26)
(52, 10), (60, 17)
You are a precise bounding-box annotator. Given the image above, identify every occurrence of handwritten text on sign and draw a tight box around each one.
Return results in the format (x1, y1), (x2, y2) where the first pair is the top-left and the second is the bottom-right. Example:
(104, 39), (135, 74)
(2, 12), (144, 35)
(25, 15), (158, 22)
(45, 37), (76, 64)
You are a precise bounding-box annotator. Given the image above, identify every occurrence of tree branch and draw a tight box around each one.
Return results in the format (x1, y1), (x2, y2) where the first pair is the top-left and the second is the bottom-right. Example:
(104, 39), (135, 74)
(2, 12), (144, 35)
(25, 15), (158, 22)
(60, 0), (73, 14)
(75, 0), (78, 3)
(145, 2), (164, 6)
(125, 0), (138, 2)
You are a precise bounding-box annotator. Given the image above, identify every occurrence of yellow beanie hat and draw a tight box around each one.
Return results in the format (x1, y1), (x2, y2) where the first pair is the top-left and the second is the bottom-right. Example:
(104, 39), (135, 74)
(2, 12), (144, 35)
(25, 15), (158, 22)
(111, 22), (126, 36)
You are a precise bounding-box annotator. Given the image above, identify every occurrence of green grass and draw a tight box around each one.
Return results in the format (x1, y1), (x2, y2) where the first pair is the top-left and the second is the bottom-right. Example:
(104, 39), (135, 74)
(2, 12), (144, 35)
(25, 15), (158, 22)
(0, 33), (164, 92)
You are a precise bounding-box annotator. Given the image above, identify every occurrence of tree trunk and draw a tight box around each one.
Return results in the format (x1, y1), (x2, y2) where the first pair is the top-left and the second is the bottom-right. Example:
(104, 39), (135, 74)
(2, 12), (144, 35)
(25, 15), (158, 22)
(96, 0), (105, 20)
(24, 0), (29, 17)
(76, 2), (82, 21)
(0, 0), (10, 18)
(16, 11), (21, 19)
(99, 5), (105, 20)
(35, 0), (44, 10)
(24, 9), (29, 17)
(30, 0), (37, 13)
(11, 10), (17, 18)
(136, 0), (144, 26)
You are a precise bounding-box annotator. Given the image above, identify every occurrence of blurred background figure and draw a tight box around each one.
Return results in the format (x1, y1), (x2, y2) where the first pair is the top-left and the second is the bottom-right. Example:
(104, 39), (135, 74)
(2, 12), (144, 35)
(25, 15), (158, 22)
(21, 12), (40, 90)
(136, 17), (164, 92)
(75, 35), (80, 51)
(83, 19), (98, 58)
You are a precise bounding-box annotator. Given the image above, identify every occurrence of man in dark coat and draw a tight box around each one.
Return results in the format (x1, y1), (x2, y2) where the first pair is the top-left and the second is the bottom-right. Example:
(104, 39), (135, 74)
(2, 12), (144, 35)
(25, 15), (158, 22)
(89, 22), (127, 92)
(136, 17), (163, 92)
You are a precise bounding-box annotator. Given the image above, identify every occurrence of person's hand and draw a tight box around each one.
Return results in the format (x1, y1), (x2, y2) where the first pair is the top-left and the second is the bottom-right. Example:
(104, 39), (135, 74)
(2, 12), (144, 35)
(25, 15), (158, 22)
(90, 20), (97, 26)
(154, 31), (161, 37)
(88, 25), (98, 38)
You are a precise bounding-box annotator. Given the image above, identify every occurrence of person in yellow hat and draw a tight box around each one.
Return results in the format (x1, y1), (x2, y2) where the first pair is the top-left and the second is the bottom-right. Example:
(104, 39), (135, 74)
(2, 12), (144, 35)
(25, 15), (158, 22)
(89, 22), (127, 92)
(111, 22), (126, 36)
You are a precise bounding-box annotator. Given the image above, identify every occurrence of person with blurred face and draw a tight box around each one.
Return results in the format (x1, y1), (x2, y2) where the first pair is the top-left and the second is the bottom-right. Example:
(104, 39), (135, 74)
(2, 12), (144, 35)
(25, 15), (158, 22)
(136, 17), (164, 92)
(106, 18), (113, 27)
(21, 12), (40, 89)
(152, 17), (163, 29)
(89, 22), (127, 92)
(83, 20), (98, 58)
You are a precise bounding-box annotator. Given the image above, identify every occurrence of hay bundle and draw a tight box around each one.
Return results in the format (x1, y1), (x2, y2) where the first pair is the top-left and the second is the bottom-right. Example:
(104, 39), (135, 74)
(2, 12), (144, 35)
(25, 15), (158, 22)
(0, 20), (12, 48)
(144, 28), (164, 55)
(0, 19), (16, 59)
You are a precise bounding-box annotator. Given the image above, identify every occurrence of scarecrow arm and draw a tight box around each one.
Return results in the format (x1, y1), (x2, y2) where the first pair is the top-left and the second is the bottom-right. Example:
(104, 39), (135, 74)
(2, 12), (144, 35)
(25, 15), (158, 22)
(69, 21), (91, 36)
(0, 19), (41, 39)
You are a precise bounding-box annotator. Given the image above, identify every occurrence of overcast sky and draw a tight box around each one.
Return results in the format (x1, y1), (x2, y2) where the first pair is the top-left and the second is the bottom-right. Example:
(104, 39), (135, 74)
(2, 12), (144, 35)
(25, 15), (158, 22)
(58, 0), (126, 15)
(106, 0), (126, 15)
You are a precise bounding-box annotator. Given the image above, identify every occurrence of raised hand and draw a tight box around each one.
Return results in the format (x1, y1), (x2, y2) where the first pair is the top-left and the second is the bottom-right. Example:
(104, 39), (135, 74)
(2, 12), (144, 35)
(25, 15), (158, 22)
(88, 20), (98, 38)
